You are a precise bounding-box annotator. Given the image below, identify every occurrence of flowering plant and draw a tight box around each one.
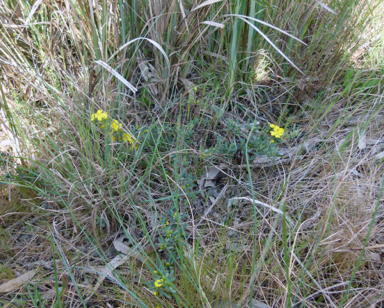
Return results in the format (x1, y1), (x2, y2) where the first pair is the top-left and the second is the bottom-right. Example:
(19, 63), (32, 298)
(149, 270), (176, 299)
(269, 123), (285, 139)
(91, 110), (108, 122)
(90, 109), (137, 148)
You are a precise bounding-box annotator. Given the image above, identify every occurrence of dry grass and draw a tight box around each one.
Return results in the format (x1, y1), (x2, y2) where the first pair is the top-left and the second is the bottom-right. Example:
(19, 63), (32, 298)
(1, 0), (384, 307)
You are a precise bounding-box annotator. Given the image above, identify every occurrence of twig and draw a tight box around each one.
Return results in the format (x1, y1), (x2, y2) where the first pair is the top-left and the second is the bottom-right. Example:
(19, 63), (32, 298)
(228, 197), (294, 227)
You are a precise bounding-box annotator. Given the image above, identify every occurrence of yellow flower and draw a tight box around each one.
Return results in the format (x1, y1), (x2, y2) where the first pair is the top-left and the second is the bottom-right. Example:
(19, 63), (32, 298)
(91, 110), (108, 122)
(122, 133), (138, 149)
(270, 140), (275, 143)
(154, 279), (163, 288)
(269, 123), (284, 139)
(112, 119), (122, 132)
(153, 291), (159, 296)
(122, 133), (134, 143)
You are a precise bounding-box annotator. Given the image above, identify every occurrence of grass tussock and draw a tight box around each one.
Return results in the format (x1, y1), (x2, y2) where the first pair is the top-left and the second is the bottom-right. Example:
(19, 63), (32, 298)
(1, 0), (384, 307)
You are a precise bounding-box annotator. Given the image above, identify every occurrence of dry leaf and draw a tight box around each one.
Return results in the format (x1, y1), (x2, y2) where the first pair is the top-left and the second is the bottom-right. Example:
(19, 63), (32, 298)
(42, 287), (63, 300)
(113, 238), (132, 255)
(197, 165), (225, 190)
(206, 166), (222, 180)
(0, 270), (36, 293)
(358, 129), (367, 149)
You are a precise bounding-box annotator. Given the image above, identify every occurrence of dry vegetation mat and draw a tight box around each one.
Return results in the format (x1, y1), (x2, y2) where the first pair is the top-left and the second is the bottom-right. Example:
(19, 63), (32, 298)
(1, 0), (384, 307)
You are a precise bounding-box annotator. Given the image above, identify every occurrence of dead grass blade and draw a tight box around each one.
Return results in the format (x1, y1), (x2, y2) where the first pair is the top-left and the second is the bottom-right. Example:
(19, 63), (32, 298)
(229, 197), (294, 227)
(223, 14), (304, 74)
(0, 270), (36, 293)
(201, 21), (225, 29)
(315, 0), (337, 14)
(223, 14), (307, 46)
(108, 37), (170, 77)
(191, 0), (223, 12)
(94, 60), (138, 93)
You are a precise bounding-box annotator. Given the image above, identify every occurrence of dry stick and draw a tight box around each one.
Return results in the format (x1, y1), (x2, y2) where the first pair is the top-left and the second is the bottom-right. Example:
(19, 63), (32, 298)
(228, 197), (294, 227)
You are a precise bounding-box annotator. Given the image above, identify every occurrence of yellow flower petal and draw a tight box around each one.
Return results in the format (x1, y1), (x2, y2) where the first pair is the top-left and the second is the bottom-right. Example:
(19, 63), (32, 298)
(154, 279), (164, 288)
(270, 124), (284, 139)
(122, 133), (133, 143)
(92, 110), (108, 121)
(112, 119), (122, 131)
